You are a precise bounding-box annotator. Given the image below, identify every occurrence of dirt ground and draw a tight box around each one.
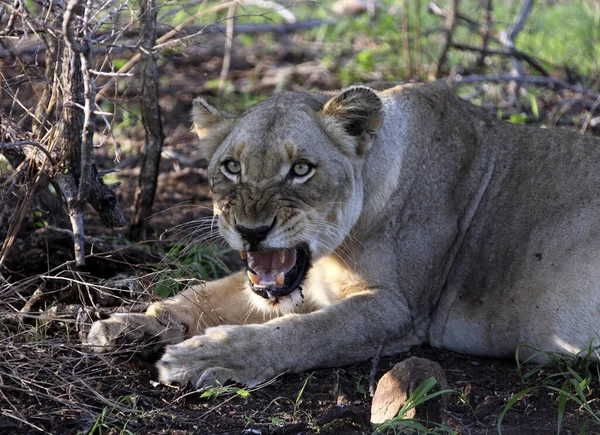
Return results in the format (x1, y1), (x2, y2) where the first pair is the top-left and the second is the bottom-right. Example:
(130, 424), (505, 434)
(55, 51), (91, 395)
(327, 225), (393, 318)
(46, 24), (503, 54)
(2, 34), (600, 435)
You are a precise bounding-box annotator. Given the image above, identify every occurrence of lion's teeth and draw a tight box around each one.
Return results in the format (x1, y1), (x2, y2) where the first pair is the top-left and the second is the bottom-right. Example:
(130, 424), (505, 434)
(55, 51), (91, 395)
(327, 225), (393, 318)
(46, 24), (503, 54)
(276, 272), (285, 286)
(247, 271), (260, 286)
(279, 251), (285, 263)
(240, 250), (247, 260)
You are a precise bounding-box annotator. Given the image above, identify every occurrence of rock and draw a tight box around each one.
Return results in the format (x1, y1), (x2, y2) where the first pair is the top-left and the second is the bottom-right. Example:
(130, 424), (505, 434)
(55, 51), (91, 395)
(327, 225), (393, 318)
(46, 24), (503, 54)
(370, 357), (449, 426)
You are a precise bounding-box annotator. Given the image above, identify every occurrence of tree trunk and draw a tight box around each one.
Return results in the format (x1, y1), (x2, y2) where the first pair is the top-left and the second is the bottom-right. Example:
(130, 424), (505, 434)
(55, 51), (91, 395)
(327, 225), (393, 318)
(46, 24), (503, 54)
(129, 0), (164, 241)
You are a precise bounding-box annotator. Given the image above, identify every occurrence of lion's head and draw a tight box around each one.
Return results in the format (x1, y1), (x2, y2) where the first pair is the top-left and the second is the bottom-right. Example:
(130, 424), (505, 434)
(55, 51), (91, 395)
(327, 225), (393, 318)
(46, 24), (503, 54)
(192, 86), (383, 304)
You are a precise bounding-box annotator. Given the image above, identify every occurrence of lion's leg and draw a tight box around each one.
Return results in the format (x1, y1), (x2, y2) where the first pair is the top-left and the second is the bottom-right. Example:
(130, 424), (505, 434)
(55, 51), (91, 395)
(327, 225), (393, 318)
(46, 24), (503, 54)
(87, 271), (272, 354)
(155, 281), (414, 387)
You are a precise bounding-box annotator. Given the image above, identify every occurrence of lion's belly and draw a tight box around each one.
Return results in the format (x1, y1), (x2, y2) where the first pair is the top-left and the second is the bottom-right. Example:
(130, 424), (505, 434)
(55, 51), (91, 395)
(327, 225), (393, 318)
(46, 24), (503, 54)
(430, 213), (600, 362)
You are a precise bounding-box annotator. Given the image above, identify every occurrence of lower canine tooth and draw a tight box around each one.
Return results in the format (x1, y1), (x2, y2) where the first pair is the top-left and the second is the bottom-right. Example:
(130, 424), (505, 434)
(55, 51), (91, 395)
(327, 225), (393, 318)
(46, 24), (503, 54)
(240, 250), (247, 260)
(276, 272), (285, 286)
(279, 251), (285, 263)
(247, 271), (260, 286)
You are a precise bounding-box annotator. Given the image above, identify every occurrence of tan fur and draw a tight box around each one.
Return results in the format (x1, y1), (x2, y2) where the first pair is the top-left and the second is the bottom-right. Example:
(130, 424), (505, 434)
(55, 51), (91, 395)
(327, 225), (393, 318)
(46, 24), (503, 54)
(88, 83), (600, 387)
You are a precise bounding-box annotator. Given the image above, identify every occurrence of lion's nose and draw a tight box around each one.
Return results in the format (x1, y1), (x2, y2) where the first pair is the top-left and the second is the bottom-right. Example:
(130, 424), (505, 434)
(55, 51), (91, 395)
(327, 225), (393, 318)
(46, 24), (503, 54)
(236, 224), (273, 247)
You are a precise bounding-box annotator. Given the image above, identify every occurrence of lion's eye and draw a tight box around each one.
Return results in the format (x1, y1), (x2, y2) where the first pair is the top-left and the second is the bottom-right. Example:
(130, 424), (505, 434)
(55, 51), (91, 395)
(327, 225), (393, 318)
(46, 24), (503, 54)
(291, 162), (313, 178)
(223, 159), (241, 175)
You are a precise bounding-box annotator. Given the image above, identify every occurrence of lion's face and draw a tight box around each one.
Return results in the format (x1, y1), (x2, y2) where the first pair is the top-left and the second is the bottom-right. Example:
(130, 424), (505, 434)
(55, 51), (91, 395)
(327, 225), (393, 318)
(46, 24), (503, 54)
(193, 88), (383, 301)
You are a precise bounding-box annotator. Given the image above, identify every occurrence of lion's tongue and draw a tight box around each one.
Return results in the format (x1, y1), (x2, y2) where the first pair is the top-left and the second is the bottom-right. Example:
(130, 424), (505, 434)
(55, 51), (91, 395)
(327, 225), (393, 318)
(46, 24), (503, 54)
(247, 249), (297, 288)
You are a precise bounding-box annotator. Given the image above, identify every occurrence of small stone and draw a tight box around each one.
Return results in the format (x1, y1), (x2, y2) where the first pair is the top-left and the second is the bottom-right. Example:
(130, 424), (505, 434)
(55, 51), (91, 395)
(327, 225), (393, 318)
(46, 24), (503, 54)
(370, 357), (449, 426)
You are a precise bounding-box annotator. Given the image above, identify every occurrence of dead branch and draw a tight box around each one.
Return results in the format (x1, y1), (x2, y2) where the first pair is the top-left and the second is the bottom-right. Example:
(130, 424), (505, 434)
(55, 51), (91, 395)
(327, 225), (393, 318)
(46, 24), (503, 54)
(54, 172), (87, 267)
(218, 3), (237, 102)
(401, 0), (412, 78)
(76, 0), (97, 205)
(428, 0), (548, 77)
(369, 334), (387, 397)
(500, 0), (534, 77)
(0, 170), (48, 270)
(87, 165), (126, 228)
(414, 0), (422, 76)
(0, 20), (332, 61)
(449, 74), (600, 100)
(57, 0), (88, 267)
(94, 0), (239, 103)
(19, 287), (45, 313)
(580, 95), (600, 134)
(0, 141), (56, 164)
(452, 43), (548, 76)
(433, 0), (459, 78)
(475, 0), (492, 68)
(129, 0), (164, 240)
(0, 0), (20, 36)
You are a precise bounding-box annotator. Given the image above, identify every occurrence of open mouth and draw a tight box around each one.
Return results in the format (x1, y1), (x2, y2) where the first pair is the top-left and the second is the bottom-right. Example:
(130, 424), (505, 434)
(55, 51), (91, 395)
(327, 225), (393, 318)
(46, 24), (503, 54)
(242, 244), (311, 299)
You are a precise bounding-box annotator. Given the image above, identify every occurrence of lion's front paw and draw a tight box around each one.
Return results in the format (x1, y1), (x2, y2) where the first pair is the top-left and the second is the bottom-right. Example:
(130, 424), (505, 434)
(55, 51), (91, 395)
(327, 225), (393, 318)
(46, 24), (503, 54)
(87, 312), (186, 355)
(157, 325), (277, 388)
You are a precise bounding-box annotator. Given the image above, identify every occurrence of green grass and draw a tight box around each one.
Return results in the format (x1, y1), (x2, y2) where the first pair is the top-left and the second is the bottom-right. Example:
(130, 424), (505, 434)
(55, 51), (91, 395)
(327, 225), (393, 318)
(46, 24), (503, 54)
(199, 382), (251, 400)
(374, 376), (455, 434)
(153, 242), (231, 298)
(86, 396), (138, 435)
(498, 343), (600, 434)
(268, 373), (312, 422)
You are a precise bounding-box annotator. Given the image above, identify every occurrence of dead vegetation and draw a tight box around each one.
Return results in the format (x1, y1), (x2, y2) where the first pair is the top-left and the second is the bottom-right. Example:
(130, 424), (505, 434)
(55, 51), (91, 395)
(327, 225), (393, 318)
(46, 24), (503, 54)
(1, 0), (600, 433)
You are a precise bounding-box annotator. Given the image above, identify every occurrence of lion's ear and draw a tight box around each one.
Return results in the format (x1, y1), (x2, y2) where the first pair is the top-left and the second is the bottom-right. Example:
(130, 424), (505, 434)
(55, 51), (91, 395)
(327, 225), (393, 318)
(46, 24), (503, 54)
(192, 97), (235, 160)
(321, 86), (383, 155)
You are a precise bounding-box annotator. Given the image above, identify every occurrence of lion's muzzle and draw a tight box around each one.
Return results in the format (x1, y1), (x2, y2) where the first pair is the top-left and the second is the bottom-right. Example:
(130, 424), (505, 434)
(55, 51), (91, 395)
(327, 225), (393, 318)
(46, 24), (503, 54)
(242, 244), (311, 299)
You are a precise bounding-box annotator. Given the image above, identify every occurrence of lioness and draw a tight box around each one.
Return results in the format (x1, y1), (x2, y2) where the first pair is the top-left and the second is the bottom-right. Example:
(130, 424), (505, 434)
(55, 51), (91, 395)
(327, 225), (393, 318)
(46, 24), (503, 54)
(88, 82), (600, 387)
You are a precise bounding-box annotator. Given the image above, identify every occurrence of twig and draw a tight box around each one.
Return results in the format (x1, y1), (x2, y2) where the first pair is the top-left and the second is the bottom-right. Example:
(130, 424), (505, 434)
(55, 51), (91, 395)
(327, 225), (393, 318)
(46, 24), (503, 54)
(501, 0), (533, 76)
(507, 0), (533, 44)
(0, 411), (45, 433)
(0, 0), (21, 36)
(1, 20), (333, 59)
(401, 0), (412, 78)
(433, 0), (459, 78)
(369, 334), (387, 397)
(414, 0), (422, 76)
(95, 0), (239, 103)
(428, 1), (480, 29)
(500, 0), (534, 105)
(0, 168), (47, 270)
(427, 1), (547, 76)
(475, 0), (492, 69)
(218, 3), (236, 102)
(19, 287), (45, 313)
(452, 43), (549, 77)
(88, 69), (134, 77)
(580, 95), (600, 134)
(449, 74), (600, 100)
